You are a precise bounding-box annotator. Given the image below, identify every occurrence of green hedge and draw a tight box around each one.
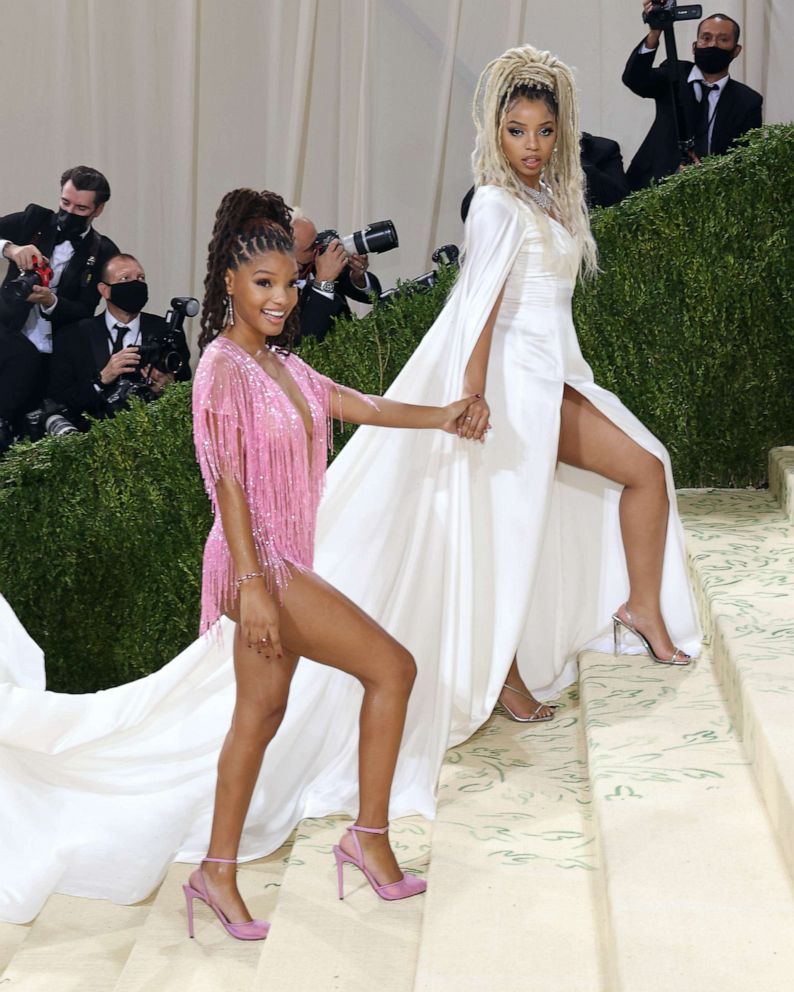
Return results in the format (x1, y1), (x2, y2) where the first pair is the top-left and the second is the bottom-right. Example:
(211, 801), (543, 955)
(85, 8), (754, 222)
(1, 124), (792, 692)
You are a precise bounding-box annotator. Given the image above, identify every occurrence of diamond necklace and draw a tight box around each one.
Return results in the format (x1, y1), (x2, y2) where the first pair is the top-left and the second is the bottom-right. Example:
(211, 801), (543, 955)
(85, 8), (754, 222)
(520, 181), (552, 213)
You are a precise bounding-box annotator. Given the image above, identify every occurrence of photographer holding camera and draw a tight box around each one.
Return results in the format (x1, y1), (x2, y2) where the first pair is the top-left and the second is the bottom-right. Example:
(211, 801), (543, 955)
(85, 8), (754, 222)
(48, 253), (191, 430)
(623, 3), (763, 190)
(0, 166), (119, 452)
(291, 209), (385, 344)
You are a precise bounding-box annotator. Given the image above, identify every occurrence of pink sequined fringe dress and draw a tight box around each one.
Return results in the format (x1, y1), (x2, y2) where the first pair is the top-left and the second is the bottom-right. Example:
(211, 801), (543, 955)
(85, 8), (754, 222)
(192, 337), (343, 633)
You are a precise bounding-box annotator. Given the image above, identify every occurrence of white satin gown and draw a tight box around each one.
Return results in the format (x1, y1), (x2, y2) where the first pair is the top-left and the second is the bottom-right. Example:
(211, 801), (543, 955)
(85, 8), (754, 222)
(0, 186), (701, 922)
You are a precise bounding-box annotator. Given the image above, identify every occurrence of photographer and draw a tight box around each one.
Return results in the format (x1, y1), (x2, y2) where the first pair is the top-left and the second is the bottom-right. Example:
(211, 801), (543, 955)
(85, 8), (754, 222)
(48, 253), (191, 430)
(292, 209), (383, 344)
(0, 166), (118, 451)
(623, 4), (763, 190)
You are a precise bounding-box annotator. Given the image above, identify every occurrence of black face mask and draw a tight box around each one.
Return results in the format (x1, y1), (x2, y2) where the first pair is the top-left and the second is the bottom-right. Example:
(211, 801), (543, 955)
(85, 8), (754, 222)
(693, 45), (735, 75)
(109, 280), (149, 315)
(56, 208), (91, 239)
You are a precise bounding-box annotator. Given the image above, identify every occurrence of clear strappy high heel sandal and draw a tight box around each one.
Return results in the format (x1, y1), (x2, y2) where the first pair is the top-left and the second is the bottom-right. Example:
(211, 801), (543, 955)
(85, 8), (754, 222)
(498, 683), (558, 723)
(612, 604), (691, 666)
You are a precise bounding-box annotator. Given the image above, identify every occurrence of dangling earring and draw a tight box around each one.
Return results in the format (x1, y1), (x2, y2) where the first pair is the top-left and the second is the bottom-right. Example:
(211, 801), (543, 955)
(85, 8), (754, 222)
(224, 293), (235, 327)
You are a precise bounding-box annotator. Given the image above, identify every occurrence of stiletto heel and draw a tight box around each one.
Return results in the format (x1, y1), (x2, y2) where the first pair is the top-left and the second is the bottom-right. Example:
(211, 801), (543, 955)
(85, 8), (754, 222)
(498, 683), (558, 723)
(183, 883), (196, 938)
(332, 824), (427, 902)
(611, 604), (691, 667)
(184, 856), (270, 941)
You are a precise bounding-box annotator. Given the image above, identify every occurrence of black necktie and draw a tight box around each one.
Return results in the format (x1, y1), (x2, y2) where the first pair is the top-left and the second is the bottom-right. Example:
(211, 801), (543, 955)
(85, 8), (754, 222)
(111, 324), (127, 354)
(694, 82), (718, 157)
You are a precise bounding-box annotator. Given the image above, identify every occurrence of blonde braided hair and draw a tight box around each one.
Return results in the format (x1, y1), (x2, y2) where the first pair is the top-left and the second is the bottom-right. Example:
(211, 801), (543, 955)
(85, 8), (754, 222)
(472, 44), (598, 279)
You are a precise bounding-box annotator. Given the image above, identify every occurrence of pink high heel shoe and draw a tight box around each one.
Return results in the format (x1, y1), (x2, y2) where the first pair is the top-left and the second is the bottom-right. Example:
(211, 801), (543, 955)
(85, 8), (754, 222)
(183, 857), (270, 940)
(333, 824), (427, 901)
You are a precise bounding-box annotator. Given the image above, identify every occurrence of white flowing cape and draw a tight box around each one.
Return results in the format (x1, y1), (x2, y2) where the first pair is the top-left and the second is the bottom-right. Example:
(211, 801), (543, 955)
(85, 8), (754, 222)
(0, 188), (700, 922)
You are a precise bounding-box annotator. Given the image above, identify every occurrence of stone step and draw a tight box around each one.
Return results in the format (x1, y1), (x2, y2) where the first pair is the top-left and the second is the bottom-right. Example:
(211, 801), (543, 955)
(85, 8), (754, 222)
(580, 642), (794, 992)
(111, 844), (292, 992)
(252, 814), (428, 991)
(0, 895), (150, 991)
(412, 687), (605, 992)
(769, 446), (794, 526)
(680, 487), (794, 880)
(0, 919), (30, 975)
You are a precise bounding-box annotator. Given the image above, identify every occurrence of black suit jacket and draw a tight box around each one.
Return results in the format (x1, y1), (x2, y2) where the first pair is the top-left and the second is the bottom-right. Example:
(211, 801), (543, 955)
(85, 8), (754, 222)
(623, 40), (763, 190)
(580, 133), (630, 209)
(0, 203), (118, 334)
(49, 311), (191, 426)
(297, 266), (382, 344)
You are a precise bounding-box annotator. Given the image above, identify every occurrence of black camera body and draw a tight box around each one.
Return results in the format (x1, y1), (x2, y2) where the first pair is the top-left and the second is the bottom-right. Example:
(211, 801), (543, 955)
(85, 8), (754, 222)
(104, 296), (198, 413)
(315, 220), (399, 257)
(24, 399), (79, 440)
(377, 244), (460, 307)
(643, 1), (702, 29)
(1, 259), (54, 304)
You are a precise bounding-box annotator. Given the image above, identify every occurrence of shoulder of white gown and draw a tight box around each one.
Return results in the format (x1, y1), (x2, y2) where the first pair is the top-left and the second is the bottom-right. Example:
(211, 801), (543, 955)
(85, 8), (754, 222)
(467, 185), (527, 232)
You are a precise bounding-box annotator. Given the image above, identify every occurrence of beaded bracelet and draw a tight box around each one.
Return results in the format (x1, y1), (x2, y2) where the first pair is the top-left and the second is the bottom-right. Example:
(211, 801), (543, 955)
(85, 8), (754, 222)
(236, 571), (265, 588)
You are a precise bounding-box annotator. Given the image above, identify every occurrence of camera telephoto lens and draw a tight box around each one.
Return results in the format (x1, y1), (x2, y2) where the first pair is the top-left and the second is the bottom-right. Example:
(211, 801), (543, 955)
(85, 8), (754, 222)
(44, 413), (79, 437)
(343, 220), (399, 256)
(2, 270), (42, 303)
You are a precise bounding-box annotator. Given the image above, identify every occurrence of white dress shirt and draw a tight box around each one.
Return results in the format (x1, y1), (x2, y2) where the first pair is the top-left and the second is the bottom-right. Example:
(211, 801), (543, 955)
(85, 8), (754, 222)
(687, 65), (729, 154)
(638, 41), (729, 155)
(0, 226), (92, 355)
(93, 310), (141, 393)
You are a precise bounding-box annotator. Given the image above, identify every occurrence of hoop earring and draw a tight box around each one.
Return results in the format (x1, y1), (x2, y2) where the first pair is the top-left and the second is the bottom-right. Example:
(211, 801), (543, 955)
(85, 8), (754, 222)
(224, 293), (235, 327)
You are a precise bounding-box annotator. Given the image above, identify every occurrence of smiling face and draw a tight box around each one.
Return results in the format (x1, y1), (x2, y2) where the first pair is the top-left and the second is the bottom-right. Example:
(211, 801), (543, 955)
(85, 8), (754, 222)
(224, 249), (299, 340)
(500, 95), (558, 189)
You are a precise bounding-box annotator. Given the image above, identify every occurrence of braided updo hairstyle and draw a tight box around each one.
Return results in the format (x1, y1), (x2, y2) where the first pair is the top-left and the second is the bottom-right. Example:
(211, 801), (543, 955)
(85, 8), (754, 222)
(472, 44), (597, 279)
(199, 188), (298, 352)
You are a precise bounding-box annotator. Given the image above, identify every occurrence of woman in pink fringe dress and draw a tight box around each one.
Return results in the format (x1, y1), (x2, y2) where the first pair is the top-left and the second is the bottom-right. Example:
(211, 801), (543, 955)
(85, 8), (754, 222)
(188, 188), (475, 940)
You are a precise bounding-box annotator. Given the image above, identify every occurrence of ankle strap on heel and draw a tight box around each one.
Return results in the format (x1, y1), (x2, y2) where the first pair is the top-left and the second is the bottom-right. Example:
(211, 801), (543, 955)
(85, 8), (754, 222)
(347, 824), (389, 835)
(202, 857), (238, 864)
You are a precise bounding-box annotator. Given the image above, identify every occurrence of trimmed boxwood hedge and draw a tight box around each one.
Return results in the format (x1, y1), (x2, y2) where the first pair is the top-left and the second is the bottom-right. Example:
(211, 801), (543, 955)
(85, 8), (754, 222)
(1, 124), (792, 692)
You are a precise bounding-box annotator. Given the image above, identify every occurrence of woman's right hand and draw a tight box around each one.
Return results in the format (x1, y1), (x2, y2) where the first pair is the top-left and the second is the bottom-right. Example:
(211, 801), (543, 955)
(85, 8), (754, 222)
(457, 395), (491, 441)
(240, 580), (283, 659)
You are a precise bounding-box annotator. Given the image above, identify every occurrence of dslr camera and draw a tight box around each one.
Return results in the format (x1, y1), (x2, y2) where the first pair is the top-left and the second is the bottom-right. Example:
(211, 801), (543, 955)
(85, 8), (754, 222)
(103, 296), (197, 414)
(378, 244), (460, 307)
(1, 257), (54, 303)
(643, 0), (702, 28)
(315, 220), (399, 257)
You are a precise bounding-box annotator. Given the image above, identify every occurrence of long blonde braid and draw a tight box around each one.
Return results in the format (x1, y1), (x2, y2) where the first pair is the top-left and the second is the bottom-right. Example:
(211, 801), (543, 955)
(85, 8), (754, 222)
(472, 44), (598, 279)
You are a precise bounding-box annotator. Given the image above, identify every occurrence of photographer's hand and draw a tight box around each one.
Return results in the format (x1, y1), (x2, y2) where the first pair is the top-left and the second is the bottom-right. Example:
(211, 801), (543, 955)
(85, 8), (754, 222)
(314, 239), (348, 283)
(27, 285), (57, 308)
(100, 346), (140, 385)
(642, 1), (662, 48)
(348, 253), (369, 289)
(6, 243), (49, 272)
(142, 365), (175, 396)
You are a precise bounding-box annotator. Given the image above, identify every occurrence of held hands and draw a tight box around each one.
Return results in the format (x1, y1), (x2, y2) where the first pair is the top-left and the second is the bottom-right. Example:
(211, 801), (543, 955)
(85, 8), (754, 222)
(438, 395), (491, 442)
(100, 346), (140, 385)
(240, 580), (283, 659)
(314, 239), (348, 283)
(456, 395), (491, 442)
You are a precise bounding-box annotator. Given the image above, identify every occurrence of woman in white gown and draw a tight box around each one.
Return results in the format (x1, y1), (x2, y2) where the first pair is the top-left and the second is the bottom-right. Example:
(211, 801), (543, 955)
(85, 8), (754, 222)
(0, 45), (700, 924)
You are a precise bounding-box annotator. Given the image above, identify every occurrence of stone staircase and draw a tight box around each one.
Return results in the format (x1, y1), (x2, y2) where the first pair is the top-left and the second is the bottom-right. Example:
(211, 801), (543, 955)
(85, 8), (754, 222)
(2, 447), (794, 992)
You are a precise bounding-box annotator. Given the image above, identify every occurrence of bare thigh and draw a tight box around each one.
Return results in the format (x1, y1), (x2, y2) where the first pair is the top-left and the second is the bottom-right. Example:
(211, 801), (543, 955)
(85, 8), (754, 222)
(277, 567), (414, 683)
(557, 385), (664, 486)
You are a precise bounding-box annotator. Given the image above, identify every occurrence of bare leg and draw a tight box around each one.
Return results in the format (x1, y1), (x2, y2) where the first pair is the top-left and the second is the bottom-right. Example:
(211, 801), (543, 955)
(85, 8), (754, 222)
(499, 386), (680, 717)
(556, 385), (679, 657)
(200, 627), (298, 923)
(201, 568), (416, 922)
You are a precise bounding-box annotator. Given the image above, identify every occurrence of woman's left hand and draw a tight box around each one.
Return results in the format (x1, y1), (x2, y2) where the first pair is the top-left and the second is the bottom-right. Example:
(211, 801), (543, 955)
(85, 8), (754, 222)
(455, 395), (491, 442)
